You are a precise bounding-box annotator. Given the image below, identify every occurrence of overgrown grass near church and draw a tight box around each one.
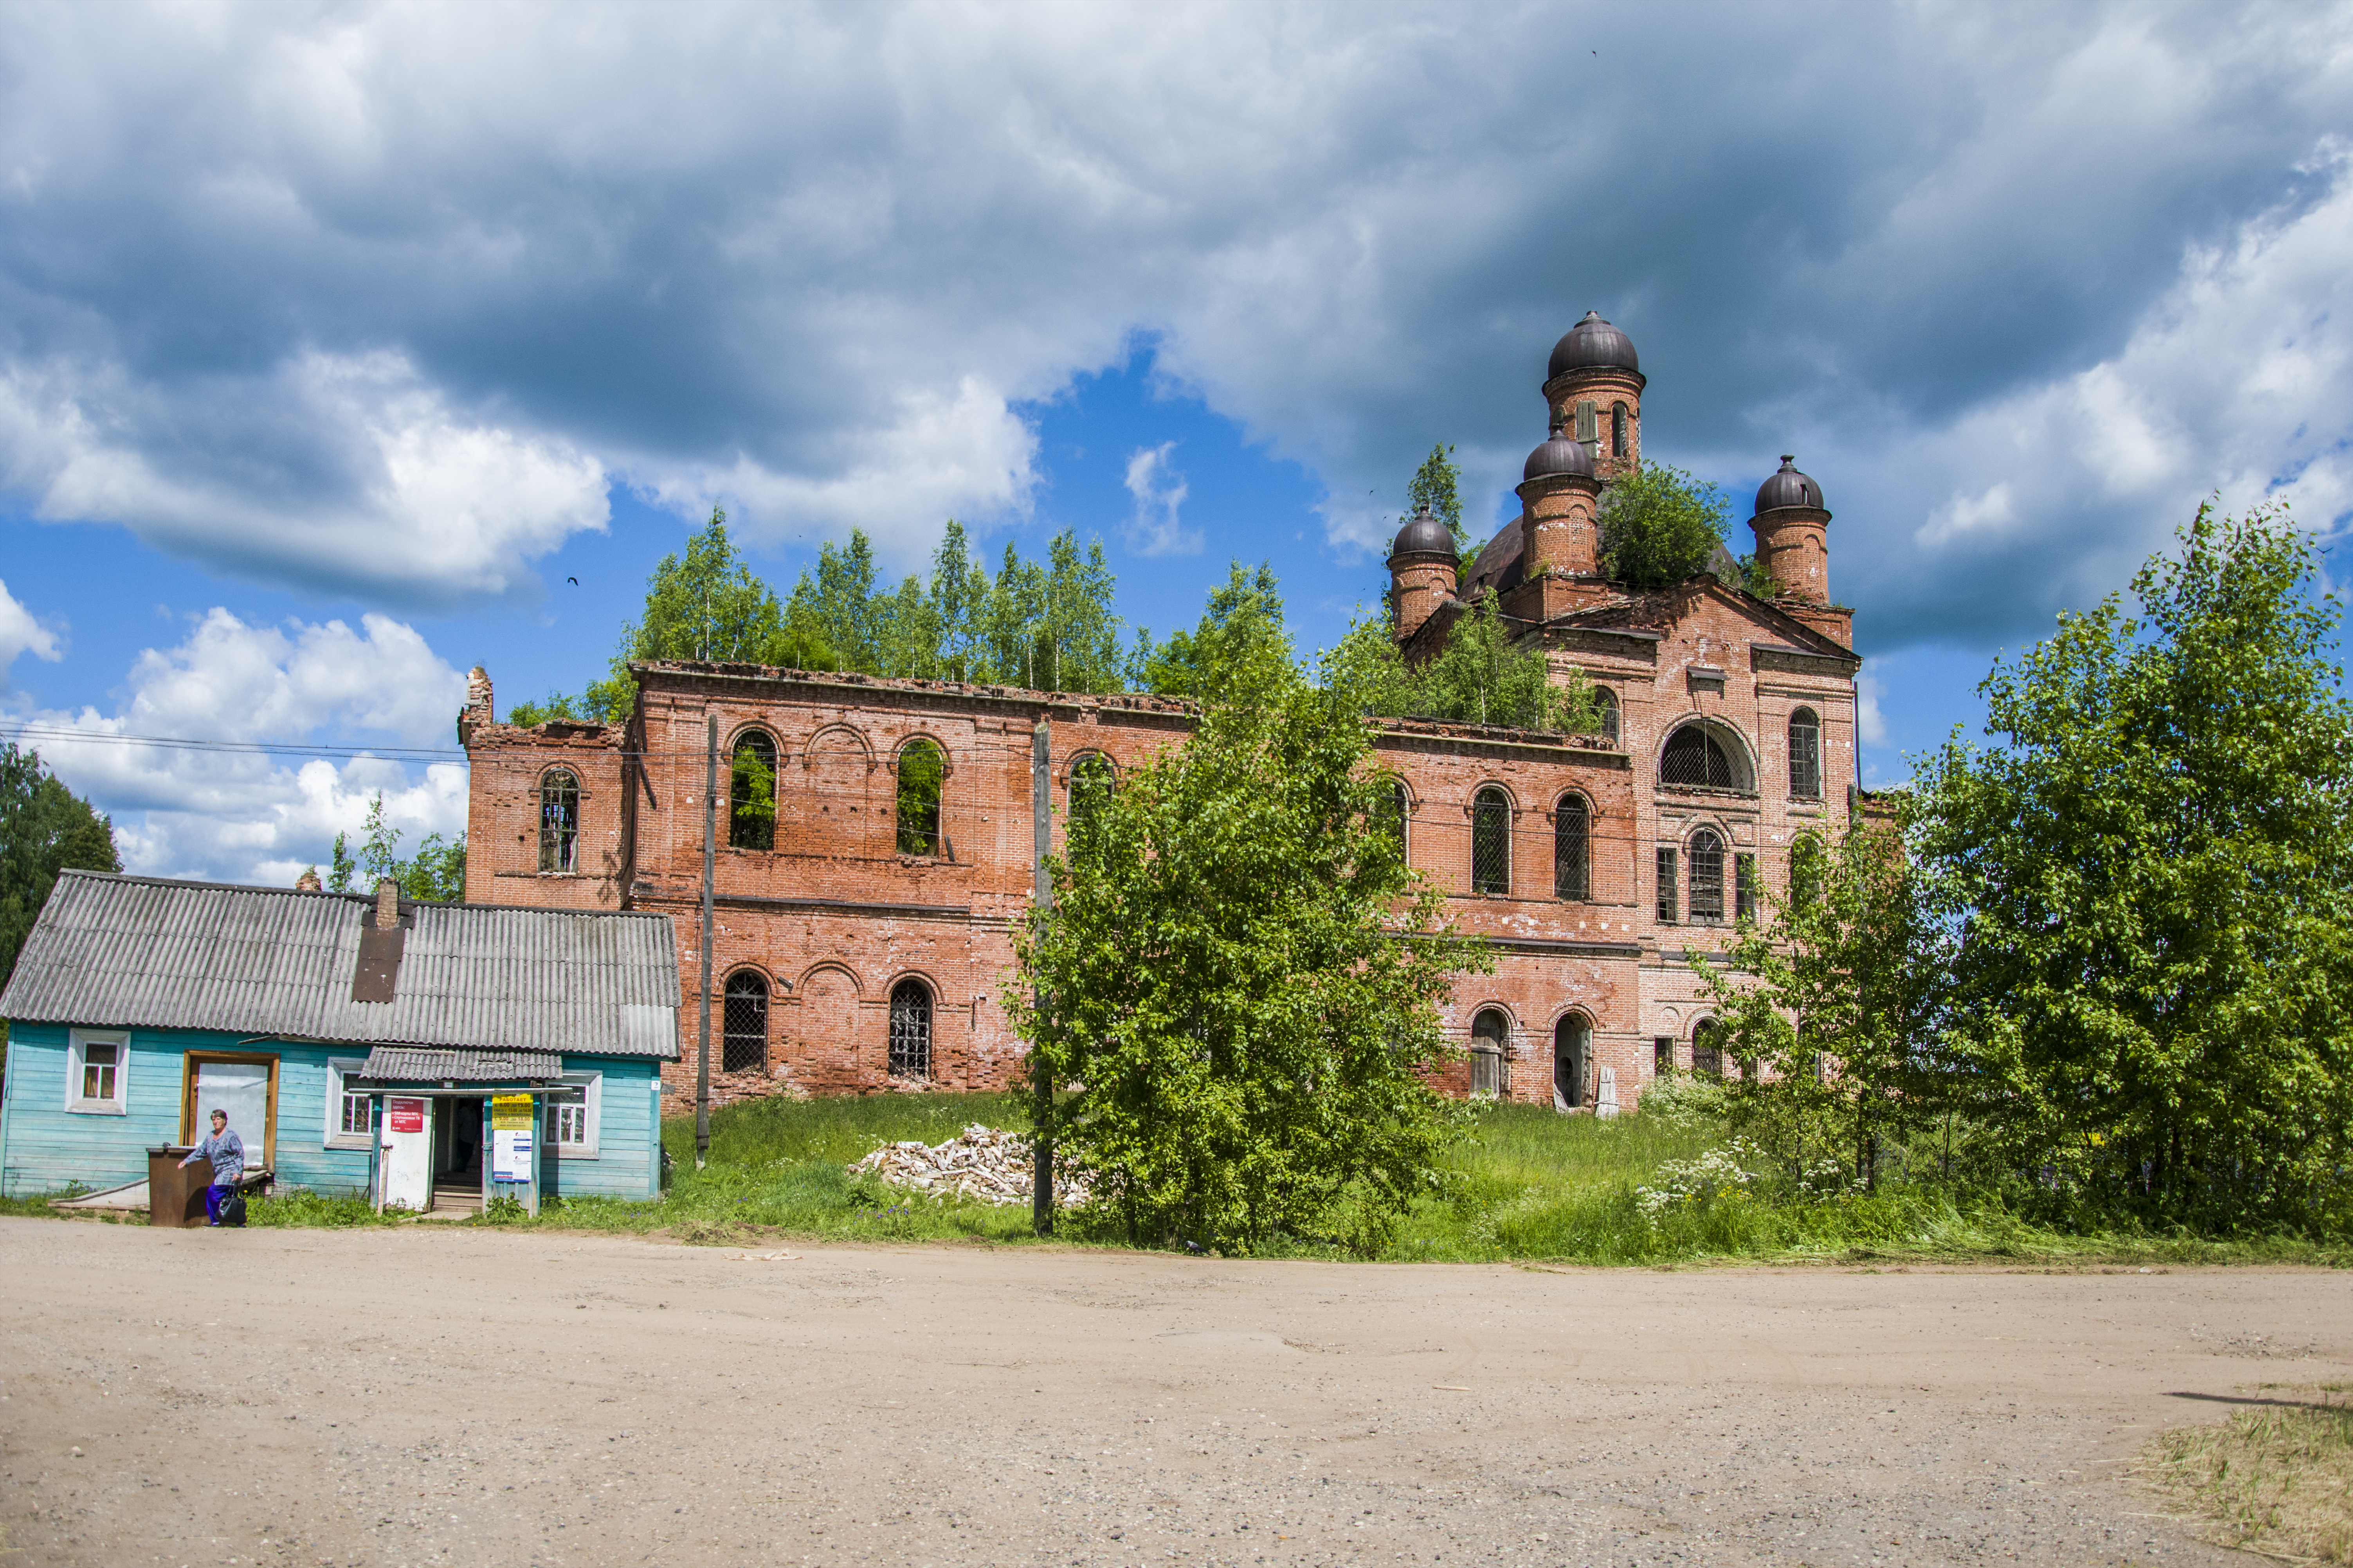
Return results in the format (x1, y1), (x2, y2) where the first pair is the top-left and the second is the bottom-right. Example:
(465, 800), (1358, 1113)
(468, 1089), (2348, 1265)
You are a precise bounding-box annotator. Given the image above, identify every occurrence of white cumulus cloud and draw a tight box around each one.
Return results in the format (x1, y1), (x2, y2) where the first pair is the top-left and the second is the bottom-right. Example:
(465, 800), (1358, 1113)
(1122, 442), (1198, 557)
(23, 609), (470, 885)
(0, 577), (63, 678)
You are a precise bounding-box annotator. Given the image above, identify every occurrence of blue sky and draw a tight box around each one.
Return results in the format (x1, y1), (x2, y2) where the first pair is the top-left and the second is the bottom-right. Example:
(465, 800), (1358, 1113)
(0, 0), (2347, 883)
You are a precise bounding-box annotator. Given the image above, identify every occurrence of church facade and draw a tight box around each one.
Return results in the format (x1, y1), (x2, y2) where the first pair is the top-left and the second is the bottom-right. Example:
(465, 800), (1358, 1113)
(459, 313), (1866, 1115)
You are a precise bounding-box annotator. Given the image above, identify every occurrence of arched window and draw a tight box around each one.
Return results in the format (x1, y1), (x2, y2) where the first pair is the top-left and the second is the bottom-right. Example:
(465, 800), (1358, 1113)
(895, 738), (945, 856)
(729, 731), (777, 850)
(1471, 788), (1511, 895)
(538, 770), (579, 873)
(1693, 1018), (1724, 1078)
(1554, 794), (1590, 901)
(1611, 402), (1629, 459)
(1788, 708), (1822, 798)
(722, 971), (769, 1072)
(1470, 1009), (1509, 1098)
(1593, 688), (1620, 744)
(888, 979), (933, 1079)
(1068, 752), (1115, 843)
(1688, 829), (1727, 922)
(1661, 724), (1738, 788)
(1554, 1015), (1591, 1110)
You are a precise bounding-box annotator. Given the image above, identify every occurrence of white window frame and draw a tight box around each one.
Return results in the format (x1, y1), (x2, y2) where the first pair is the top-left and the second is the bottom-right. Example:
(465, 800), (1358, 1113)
(548, 1072), (602, 1159)
(324, 1058), (373, 1150)
(65, 1029), (130, 1115)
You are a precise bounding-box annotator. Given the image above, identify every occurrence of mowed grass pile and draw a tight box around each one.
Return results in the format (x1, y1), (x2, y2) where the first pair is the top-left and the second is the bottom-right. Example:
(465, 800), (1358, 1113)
(2148, 1385), (2353, 1562)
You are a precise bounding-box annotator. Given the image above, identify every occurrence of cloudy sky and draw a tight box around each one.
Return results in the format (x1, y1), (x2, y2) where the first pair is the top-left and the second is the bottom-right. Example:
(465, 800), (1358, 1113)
(2, 0), (2349, 885)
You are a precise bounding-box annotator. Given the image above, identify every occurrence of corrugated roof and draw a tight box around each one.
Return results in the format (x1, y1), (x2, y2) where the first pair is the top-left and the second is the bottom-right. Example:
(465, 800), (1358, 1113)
(357, 1047), (564, 1083)
(0, 872), (679, 1059)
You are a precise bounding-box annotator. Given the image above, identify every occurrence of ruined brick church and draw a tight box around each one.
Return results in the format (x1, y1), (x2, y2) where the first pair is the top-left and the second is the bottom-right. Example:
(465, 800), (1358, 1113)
(461, 312), (1865, 1114)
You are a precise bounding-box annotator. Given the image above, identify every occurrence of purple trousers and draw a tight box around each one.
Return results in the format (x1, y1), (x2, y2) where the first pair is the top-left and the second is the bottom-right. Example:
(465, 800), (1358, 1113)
(204, 1182), (233, 1225)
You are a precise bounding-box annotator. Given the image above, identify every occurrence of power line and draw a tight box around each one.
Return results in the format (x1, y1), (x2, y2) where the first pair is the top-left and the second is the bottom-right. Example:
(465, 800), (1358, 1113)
(0, 722), (465, 762)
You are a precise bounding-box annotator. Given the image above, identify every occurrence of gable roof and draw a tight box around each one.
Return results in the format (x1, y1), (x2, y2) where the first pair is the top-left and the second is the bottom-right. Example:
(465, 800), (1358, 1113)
(0, 872), (679, 1059)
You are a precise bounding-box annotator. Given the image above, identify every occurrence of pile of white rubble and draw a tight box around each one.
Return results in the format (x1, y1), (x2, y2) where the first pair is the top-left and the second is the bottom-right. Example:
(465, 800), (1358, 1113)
(849, 1124), (1089, 1207)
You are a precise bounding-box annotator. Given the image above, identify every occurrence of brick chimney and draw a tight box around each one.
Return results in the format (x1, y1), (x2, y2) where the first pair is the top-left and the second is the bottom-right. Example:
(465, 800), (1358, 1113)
(375, 877), (402, 930)
(295, 867), (322, 892)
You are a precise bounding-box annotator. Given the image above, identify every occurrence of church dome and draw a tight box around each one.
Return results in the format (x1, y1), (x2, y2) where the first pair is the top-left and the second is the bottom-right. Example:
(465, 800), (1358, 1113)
(1546, 311), (1640, 379)
(1754, 455), (1825, 513)
(1391, 506), (1455, 558)
(1522, 430), (1595, 484)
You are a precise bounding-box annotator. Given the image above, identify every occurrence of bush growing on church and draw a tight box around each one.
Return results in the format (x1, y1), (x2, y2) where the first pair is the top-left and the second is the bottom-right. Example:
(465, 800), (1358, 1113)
(1009, 636), (1483, 1256)
(1596, 463), (1731, 587)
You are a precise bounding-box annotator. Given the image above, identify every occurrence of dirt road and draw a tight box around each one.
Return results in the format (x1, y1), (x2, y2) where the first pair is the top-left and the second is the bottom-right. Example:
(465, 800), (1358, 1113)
(2, 1220), (2345, 1566)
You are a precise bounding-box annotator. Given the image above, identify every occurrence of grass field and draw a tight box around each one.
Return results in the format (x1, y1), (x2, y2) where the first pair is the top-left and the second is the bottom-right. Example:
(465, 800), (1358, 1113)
(2148, 1384), (2353, 1562)
(24, 1089), (2348, 1265)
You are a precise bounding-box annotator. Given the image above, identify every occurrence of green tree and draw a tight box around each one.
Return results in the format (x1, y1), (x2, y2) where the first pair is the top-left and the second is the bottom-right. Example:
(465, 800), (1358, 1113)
(1010, 634), (1481, 1256)
(0, 744), (121, 994)
(1328, 597), (1599, 733)
(930, 519), (993, 682)
(1692, 816), (1956, 1193)
(1405, 443), (1467, 555)
(1915, 503), (2353, 1229)
(332, 792), (467, 902)
(1137, 563), (1290, 702)
(1597, 464), (1730, 587)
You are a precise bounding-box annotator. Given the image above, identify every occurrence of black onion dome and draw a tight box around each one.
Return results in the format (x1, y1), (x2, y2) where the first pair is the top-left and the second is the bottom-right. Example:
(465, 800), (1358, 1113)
(1754, 455), (1825, 513)
(1546, 310), (1640, 379)
(1522, 429), (1595, 483)
(1391, 506), (1455, 557)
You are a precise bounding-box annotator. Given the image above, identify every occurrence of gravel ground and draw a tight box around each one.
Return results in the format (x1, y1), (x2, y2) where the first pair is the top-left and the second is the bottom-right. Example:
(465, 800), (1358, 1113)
(0, 1218), (2345, 1566)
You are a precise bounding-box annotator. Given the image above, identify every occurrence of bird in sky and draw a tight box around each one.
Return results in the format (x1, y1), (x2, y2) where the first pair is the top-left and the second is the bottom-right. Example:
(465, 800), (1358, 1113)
(566, 576), (579, 586)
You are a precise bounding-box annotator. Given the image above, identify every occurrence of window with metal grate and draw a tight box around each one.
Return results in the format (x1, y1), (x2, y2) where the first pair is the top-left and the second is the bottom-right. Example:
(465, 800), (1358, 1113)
(722, 971), (769, 1072)
(889, 979), (933, 1080)
(1554, 795), (1589, 900)
(1472, 788), (1511, 895)
(1661, 725), (1737, 788)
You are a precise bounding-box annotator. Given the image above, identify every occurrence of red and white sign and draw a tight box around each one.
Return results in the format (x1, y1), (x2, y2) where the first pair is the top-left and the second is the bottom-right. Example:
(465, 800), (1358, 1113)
(387, 1097), (425, 1135)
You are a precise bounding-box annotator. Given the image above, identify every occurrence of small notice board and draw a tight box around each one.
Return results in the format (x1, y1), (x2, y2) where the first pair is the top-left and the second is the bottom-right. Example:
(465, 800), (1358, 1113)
(490, 1093), (535, 1182)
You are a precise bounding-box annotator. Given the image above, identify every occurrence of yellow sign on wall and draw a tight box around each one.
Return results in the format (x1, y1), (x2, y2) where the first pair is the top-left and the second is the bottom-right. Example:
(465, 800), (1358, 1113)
(490, 1093), (533, 1131)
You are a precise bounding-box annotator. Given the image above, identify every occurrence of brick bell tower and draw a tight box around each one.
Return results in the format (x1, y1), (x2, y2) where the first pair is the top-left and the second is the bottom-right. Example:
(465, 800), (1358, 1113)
(1388, 506), (1459, 643)
(1542, 311), (1644, 482)
(1517, 420), (1602, 587)
(1749, 455), (1852, 645)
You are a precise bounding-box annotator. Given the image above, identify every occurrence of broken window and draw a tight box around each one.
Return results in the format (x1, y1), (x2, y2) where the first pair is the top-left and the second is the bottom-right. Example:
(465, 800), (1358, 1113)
(538, 770), (579, 873)
(1068, 751), (1115, 847)
(1688, 829), (1726, 922)
(1735, 852), (1760, 923)
(889, 979), (933, 1080)
(722, 972), (769, 1073)
(1655, 847), (1679, 923)
(1661, 725), (1738, 788)
(1593, 687), (1620, 744)
(1377, 777), (1409, 859)
(895, 738), (945, 856)
(729, 730), (778, 851)
(1472, 787), (1511, 895)
(1789, 708), (1822, 798)
(1611, 402), (1629, 459)
(1554, 794), (1590, 901)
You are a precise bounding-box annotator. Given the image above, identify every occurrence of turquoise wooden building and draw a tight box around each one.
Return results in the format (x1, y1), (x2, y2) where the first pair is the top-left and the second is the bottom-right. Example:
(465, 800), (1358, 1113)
(0, 871), (679, 1211)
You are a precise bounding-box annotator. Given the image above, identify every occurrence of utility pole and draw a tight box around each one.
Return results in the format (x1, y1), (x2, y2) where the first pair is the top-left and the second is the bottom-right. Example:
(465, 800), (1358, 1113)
(696, 713), (716, 1169)
(1031, 714), (1054, 1236)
